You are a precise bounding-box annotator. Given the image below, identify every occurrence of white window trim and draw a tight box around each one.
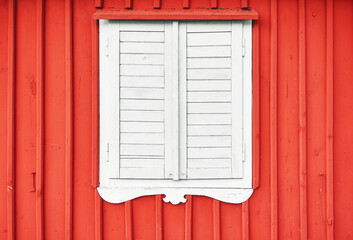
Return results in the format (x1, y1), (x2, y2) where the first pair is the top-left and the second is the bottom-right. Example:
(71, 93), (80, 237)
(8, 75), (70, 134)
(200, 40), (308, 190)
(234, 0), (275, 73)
(98, 20), (253, 204)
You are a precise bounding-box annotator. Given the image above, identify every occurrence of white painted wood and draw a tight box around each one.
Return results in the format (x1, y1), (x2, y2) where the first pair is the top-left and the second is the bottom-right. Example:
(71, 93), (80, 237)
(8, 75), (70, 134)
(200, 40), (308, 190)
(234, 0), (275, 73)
(164, 21), (174, 179)
(188, 114), (231, 124)
(188, 147), (231, 158)
(187, 136), (231, 147)
(179, 22), (188, 180)
(99, 20), (120, 182)
(120, 65), (164, 76)
(187, 168), (232, 179)
(120, 54), (164, 65)
(120, 144), (164, 156)
(187, 91), (231, 102)
(120, 122), (164, 133)
(121, 158), (164, 168)
(187, 46), (231, 58)
(187, 32), (231, 46)
(120, 31), (164, 42)
(187, 80), (231, 91)
(188, 103), (231, 113)
(187, 58), (231, 69)
(120, 76), (164, 88)
(120, 111), (164, 122)
(120, 133), (164, 144)
(98, 187), (253, 204)
(119, 21), (165, 31)
(186, 21), (231, 32)
(120, 99), (164, 111)
(187, 68), (231, 80)
(120, 168), (165, 179)
(120, 88), (164, 100)
(188, 158), (231, 168)
(231, 21), (244, 178)
(188, 125), (232, 136)
(120, 42), (164, 54)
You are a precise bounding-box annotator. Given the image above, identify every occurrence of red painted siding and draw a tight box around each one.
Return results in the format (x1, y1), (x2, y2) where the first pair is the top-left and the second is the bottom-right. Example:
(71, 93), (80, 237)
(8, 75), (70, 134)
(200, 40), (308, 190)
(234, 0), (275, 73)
(1, 0), (353, 239)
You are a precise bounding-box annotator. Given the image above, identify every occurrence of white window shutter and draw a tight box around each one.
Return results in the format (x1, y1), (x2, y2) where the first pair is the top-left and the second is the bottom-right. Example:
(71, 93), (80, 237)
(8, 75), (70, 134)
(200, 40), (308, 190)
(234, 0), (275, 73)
(179, 21), (245, 179)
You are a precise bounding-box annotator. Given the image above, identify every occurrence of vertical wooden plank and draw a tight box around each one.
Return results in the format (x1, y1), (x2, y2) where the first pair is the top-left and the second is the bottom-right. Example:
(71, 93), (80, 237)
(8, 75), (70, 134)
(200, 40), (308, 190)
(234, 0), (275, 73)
(242, 201), (249, 240)
(7, 1), (15, 240)
(270, 0), (278, 239)
(185, 196), (193, 240)
(212, 200), (220, 240)
(179, 22), (187, 179)
(155, 195), (163, 240)
(183, 0), (189, 9)
(36, 0), (45, 239)
(125, 0), (132, 9)
(125, 201), (133, 240)
(172, 21), (179, 180)
(154, 0), (161, 9)
(231, 21), (243, 178)
(94, 191), (102, 240)
(91, 19), (99, 189)
(325, 0), (334, 239)
(298, 0), (307, 239)
(252, 20), (260, 189)
(65, 0), (73, 239)
(211, 0), (218, 9)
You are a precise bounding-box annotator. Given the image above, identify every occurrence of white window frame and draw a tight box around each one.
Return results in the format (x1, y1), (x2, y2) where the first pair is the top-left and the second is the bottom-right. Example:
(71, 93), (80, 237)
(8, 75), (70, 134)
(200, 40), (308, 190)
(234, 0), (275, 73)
(98, 20), (253, 204)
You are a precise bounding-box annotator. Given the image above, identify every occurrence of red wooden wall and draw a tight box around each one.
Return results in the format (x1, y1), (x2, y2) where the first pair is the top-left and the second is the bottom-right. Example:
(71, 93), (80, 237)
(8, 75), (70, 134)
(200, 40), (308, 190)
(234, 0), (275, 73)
(1, 0), (353, 239)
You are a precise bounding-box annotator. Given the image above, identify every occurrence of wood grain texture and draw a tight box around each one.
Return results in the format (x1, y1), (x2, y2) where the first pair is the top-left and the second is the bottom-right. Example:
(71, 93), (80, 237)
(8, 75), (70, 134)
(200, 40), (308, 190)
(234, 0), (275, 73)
(212, 200), (220, 240)
(155, 195), (163, 240)
(326, 0), (334, 239)
(242, 201), (249, 240)
(7, 1), (15, 239)
(270, 0), (278, 239)
(65, 0), (73, 239)
(298, 0), (308, 239)
(185, 196), (193, 240)
(36, 0), (44, 239)
(125, 201), (133, 240)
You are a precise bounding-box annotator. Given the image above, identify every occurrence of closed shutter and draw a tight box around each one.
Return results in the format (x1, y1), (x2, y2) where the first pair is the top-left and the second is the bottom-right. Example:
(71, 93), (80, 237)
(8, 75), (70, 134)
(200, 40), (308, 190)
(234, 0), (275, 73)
(179, 21), (245, 179)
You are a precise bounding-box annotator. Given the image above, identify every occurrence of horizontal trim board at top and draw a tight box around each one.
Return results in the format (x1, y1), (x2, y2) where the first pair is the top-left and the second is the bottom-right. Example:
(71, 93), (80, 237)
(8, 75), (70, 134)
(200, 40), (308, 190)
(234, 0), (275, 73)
(121, 54), (164, 65)
(187, 92), (231, 102)
(120, 133), (164, 144)
(187, 46), (231, 58)
(120, 144), (164, 156)
(120, 65), (164, 76)
(120, 158), (165, 168)
(188, 147), (231, 158)
(187, 69), (231, 79)
(187, 168), (231, 179)
(120, 111), (164, 122)
(120, 122), (164, 133)
(120, 31), (165, 42)
(187, 58), (231, 69)
(120, 168), (165, 179)
(188, 125), (231, 136)
(188, 103), (231, 113)
(188, 136), (231, 147)
(188, 158), (231, 168)
(120, 99), (164, 111)
(187, 32), (231, 46)
(120, 42), (164, 54)
(120, 76), (164, 88)
(188, 113), (231, 124)
(119, 21), (165, 31)
(120, 88), (164, 100)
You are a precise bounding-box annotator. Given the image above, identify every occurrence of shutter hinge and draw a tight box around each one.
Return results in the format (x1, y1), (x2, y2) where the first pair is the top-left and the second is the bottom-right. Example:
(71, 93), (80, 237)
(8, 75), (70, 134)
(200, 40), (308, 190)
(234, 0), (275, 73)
(242, 38), (246, 57)
(107, 143), (110, 162)
(242, 144), (246, 162)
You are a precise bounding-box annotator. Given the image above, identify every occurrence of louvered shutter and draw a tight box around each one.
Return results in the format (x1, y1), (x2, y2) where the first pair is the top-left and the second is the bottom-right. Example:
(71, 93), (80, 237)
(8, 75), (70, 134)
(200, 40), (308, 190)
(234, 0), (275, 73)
(100, 20), (178, 180)
(179, 21), (248, 179)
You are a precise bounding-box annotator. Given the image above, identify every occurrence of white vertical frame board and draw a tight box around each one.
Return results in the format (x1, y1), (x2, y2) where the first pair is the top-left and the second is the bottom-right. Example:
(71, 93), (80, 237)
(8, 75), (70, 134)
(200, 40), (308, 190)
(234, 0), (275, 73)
(98, 20), (253, 205)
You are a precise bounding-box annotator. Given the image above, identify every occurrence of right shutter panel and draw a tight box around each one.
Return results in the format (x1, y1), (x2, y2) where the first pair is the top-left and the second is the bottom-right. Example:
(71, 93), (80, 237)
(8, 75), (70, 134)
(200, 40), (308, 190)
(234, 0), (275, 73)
(181, 21), (244, 179)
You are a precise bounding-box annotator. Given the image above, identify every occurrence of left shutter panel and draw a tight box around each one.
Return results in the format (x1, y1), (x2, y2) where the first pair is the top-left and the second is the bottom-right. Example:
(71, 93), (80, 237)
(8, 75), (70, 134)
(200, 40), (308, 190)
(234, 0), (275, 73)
(100, 20), (171, 180)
